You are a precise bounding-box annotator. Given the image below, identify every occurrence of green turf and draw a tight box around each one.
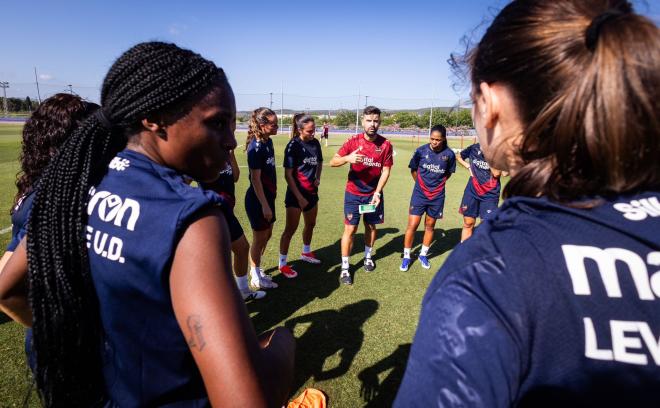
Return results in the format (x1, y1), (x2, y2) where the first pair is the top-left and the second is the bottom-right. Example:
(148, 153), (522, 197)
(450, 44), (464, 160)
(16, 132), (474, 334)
(0, 125), (480, 406)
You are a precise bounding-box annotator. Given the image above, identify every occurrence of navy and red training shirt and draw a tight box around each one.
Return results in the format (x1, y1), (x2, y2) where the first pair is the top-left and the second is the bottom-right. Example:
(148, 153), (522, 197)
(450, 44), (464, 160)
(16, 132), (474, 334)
(409, 144), (456, 200)
(247, 137), (276, 197)
(200, 163), (235, 208)
(337, 133), (393, 196)
(283, 137), (323, 195)
(461, 143), (500, 199)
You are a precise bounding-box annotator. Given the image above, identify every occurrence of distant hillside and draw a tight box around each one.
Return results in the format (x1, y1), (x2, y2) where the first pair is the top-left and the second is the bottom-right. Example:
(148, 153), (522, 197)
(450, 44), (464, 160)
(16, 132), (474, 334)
(237, 106), (468, 117)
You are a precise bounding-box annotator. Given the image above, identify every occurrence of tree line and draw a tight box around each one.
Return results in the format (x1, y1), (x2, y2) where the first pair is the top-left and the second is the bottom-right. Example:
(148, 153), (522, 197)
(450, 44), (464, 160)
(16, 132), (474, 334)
(238, 108), (473, 128)
(0, 97), (39, 113)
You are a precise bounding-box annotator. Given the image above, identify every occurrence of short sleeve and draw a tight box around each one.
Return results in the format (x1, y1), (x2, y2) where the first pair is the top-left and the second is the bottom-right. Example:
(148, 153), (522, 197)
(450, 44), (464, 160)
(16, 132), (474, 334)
(383, 142), (393, 167)
(408, 149), (421, 170)
(449, 151), (457, 173)
(6, 226), (26, 251)
(283, 141), (296, 169)
(247, 145), (263, 170)
(337, 137), (354, 157)
(394, 253), (525, 408)
(460, 144), (472, 160)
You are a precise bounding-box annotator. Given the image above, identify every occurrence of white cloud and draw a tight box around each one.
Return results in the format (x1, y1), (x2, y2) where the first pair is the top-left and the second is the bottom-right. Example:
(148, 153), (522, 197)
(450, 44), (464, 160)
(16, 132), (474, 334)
(39, 73), (54, 81)
(168, 23), (188, 36)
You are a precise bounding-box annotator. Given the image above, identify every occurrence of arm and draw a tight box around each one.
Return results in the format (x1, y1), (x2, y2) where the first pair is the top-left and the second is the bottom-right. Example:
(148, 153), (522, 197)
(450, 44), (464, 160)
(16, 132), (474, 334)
(410, 170), (417, 182)
(329, 150), (363, 167)
(229, 150), (240, 182)
(491, 168), (503, 178)
(0, 238), (31, 327)
(394, 260), (524, 408)
(250, 170), (273, 221)
(0, 251), (14, 277)
(171, 206), (294, 407)
(284, 168), (309, 209)
(457, 154), (471, 170)
(370, 166), (391, 206)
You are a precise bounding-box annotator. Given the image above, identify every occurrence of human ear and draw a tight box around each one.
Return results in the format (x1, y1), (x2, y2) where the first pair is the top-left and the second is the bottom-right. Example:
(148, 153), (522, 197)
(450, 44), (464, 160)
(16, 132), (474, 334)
(478, 81), (500, 129)
(141, 118), (167, 138)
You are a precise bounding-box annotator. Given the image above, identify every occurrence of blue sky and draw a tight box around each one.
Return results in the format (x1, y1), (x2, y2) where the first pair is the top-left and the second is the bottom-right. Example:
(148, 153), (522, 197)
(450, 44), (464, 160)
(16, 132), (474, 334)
(2, 0), (658, 110)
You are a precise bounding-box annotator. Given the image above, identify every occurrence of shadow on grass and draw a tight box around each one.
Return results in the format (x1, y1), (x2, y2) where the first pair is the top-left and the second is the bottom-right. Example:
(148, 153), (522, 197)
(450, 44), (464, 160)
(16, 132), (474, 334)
(1, 311), (13, 324)
(285, 299), (379, 392)
(358, 343), (411, 407)
(375, 227), (462, 263)
(249, 238), (343, 332)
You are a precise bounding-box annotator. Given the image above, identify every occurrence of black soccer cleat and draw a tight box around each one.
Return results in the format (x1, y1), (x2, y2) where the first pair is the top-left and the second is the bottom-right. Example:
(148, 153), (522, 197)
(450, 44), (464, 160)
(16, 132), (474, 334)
(340, 269), (352, 285)
(364, 258), (375, 272)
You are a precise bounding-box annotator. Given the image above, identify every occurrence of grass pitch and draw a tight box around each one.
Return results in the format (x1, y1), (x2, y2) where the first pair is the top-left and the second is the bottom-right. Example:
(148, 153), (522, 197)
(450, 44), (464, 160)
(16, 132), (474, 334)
(0, 124), (480, 407)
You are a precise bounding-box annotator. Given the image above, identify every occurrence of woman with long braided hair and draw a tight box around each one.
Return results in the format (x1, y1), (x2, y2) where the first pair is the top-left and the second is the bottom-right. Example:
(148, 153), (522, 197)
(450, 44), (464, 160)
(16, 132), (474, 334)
(0, 42), (294, 407)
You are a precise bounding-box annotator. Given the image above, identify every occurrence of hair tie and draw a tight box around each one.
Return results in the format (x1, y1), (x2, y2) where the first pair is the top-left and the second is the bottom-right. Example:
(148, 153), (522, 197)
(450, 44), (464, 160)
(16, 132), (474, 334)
(94, 109), (114, 129)
(585, 8), (628, 51)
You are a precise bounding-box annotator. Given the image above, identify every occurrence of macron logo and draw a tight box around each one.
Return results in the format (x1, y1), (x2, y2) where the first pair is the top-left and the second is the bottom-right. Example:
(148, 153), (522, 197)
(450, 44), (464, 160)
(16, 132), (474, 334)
(613, 197), (660, 221)
(109, 157), (130, 171)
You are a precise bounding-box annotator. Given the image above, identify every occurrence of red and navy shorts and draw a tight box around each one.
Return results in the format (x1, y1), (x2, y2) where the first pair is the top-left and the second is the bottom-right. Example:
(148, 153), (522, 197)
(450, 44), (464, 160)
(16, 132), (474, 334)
(459, 186), (498, 220)
(409, 192), (445, 219)
(245, 188), (276, 231)
(285, 188), (319, 212)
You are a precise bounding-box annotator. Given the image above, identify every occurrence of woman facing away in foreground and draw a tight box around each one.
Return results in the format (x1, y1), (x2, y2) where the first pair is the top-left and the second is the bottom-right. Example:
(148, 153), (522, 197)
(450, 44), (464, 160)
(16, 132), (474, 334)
(395, 0), (659, 407)
(0, 42), (294, 407)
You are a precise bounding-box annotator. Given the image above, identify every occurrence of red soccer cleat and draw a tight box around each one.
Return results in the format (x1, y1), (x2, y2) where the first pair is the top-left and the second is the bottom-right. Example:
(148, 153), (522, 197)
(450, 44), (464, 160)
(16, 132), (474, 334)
(300, 252), (321, 264)
(279, 265), (298, 278)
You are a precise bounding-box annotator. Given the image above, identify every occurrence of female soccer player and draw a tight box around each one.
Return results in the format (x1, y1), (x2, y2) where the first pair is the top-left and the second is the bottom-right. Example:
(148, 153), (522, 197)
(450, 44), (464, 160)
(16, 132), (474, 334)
(0, 94), (98, 274)
(0, 42), (294, 407)
(245, 107), (280, 289)
(278, 113), (323, 277)
(400, 124), (455, 271)
(457, 142), (502, 241)
(396, 1), (660, 406)
(200, 150), (266, 301)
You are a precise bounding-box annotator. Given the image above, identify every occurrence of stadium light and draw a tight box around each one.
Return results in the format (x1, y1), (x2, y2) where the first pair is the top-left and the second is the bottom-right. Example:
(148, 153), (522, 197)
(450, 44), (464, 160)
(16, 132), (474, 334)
(0, 81), (9, 116)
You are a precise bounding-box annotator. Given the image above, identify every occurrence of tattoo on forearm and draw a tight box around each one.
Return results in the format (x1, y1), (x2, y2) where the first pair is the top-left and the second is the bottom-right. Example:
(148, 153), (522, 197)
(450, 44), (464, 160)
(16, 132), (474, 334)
(187, 315), (206, 351)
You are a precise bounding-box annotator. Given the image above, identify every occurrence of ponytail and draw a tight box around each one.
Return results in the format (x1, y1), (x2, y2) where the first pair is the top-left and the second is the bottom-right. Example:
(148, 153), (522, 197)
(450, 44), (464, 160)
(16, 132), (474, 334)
(291, 113), (315, 139)
(246, 107), (276, 150)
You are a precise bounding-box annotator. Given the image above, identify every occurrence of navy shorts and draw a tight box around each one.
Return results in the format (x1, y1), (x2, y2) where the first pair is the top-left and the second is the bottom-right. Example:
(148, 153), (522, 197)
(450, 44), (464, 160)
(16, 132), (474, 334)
(285, 188), (318, 212)
(245, 188), (276, 231)
(409, 192), (445, 219)
(459, 187), (498, 220)
(344, 191), (384, 226)
(223, 207), (245, 242)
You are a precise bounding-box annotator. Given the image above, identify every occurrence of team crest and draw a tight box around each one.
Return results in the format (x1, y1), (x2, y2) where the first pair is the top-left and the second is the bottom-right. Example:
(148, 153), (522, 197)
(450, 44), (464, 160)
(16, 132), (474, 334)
(425, 154), (429, 160)
(441, 155), (448, 161)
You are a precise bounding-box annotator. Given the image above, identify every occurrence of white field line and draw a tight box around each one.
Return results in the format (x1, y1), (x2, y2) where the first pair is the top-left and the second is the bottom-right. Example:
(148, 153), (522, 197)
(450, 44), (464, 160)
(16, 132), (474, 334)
(0, 226), (11, 234)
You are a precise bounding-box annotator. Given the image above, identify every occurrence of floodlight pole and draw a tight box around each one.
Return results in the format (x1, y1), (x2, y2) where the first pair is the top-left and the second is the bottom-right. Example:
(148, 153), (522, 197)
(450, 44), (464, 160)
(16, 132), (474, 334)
(33, 67), (42, 103)
(280, 82), (284, 135)
(269, 92), (273, 110)
(428, 98), (434, 137)
(0, 81), (9, 116)
(364, 95), (369, 107)
(68, 84), (73, 94)
(355, 87), (360, 135)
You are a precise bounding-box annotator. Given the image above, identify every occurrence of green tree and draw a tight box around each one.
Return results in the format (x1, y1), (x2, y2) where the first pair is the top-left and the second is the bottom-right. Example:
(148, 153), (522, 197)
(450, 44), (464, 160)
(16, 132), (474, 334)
(333, 110), (355, 127)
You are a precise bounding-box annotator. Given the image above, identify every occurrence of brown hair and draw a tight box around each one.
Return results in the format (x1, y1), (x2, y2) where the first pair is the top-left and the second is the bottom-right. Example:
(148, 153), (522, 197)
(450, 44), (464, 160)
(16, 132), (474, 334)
(456, 0), (659, 201)
(363, 105), (381, 116)
(15, 93), (99, 208)
(246, 107), (276, 150)
(291, 113), (315, 139)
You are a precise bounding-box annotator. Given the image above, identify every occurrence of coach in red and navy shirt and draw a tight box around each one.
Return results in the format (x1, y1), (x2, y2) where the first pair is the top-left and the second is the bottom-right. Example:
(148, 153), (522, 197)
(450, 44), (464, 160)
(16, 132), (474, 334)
(457, 142), (502, 241)
(400, 125), (456, 272)
(330, 106), (393, 285)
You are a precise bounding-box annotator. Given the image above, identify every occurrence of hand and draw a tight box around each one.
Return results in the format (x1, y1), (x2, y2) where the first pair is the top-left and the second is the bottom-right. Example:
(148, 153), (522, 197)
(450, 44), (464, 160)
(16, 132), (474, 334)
(358, 370), (379, 402)
(370, 193), (381, 207)
(313, 179), (320, 187)
(262, 204), (273, 221)
(297, 196), (309, 210)
(346, 147), (364, 164)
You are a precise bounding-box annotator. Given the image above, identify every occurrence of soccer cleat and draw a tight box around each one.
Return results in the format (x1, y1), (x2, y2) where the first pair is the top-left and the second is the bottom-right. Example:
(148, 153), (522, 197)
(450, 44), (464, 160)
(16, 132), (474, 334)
(364, 258), (375, 272)
(241, 288), (266, 301)
(279, 265), (298, 279)
(251, 273), (278, 289)
(418, 255), (431, 269)
(300, 252), (321, 264)
(340, 269), (352, 285)
(399, 257), (411, 271)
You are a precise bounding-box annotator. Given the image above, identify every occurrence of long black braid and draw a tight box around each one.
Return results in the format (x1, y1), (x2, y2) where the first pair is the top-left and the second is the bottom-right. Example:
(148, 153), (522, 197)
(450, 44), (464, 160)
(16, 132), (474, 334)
(26, 42), (226, 407)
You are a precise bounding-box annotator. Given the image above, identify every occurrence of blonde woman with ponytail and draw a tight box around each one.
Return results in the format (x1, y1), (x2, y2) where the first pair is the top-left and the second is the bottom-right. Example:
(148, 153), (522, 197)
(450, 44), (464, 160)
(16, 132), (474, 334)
(245, 107), (280, 289)
(397, 0), (660, 406)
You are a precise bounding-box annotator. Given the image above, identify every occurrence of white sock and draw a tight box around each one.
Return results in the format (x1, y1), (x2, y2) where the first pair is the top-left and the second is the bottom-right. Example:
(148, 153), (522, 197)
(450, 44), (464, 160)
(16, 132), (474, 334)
(302, 244), (311, 254)
(258, 267), (267, 278)
(279, 253), (287, 268)
(403, 248), (411, 259)
(236, 275), (248, 291)
(250, 266), (260, 280)
(341, 256), (350, 269)
(365, 246), (373, 259)
(420, 245), (430, 256)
